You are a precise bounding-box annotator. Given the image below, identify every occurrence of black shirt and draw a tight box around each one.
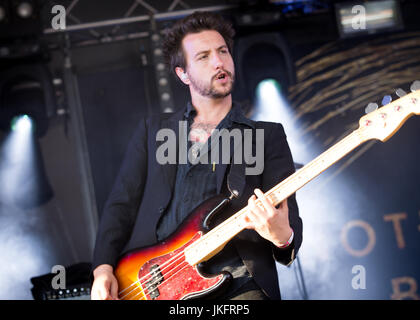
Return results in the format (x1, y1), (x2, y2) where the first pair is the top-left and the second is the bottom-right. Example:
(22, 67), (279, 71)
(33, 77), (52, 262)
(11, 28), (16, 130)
(156, 102), (253, 298)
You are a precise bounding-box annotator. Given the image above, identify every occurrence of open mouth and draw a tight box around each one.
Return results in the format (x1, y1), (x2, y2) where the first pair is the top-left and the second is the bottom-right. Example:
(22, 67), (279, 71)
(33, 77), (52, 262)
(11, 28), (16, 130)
(215, 72), (228, 81)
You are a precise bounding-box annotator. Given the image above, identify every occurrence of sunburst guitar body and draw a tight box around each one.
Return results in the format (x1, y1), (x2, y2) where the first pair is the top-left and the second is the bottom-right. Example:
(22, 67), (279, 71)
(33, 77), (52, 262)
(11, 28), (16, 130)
(115, 195), (232, 300)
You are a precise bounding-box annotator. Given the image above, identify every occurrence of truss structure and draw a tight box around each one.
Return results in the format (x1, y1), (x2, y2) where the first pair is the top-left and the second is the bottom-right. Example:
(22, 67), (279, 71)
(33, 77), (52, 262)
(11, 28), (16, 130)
(42, 0), (240, 47)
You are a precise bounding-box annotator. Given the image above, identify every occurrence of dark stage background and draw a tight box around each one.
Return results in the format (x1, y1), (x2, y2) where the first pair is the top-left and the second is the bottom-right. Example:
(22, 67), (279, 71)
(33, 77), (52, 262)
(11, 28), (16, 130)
(0, 0), (419, 300)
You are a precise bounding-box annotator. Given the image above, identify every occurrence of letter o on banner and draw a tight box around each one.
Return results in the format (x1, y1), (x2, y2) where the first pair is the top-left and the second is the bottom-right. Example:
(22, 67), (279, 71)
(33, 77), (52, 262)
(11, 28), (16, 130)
(341, 220), (376, 257)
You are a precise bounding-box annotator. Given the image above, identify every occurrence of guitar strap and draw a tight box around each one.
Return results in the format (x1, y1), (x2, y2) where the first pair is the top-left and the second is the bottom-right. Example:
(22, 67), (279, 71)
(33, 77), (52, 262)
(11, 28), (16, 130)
(226, 124), (255, 200)
(227, 159), (246, 200)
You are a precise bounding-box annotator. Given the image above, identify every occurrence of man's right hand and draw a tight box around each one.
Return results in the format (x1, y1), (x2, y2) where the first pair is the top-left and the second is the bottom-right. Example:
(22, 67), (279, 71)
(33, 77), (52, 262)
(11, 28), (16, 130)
(91, 264), (119, 300)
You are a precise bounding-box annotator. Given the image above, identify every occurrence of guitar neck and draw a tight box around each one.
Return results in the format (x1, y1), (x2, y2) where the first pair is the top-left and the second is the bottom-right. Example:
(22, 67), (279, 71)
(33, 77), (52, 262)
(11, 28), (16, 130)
(184, 128), (368, 266)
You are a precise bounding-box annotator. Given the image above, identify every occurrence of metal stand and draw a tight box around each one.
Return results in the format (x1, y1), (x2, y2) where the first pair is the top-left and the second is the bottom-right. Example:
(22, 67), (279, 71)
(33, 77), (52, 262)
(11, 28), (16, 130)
(62, 34), (99, 252)
(294, 255), (309, 300)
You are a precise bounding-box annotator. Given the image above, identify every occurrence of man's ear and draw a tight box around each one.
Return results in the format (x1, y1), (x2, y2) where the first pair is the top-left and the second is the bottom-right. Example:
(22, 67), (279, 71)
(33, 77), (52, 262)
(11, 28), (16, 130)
(175, 67), (189, 85)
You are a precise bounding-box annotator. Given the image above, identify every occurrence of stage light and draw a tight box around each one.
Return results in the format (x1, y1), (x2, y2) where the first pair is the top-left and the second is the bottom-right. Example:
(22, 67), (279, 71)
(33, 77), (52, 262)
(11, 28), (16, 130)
(149, 29), (175, 113)
(253, 78), (290, 126)
(16, 1), (33, 19)
(0, 77), (48, 137)
(0, 64), (56, 138)
(156, 62), (165, 71)
(151, 33), (160, 42)
(161, 92), (170, 101)
(0, 0), (41, 43)
(252, 78), (312, 165)
(11, 114), (33, 132)
(158, 77), (168, 86)
(257, 78), (283, 99)
(0, 64), (55, 209)
(0, 117), (53, 209)
(154, 48), (162, 56)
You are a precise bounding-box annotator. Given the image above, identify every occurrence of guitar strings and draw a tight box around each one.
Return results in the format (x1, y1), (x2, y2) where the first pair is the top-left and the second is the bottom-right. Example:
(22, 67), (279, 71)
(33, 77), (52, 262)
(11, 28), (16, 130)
(119, 250), (187, 299)
(123, 256), (190, 300)
(120, 218), (238, 300)
(134, 261), (191, 300)
(119, 212), (245, 298)
(118, 237), (197, 296)
(120, 216), (243, 299)
(123, 224), (236, 299)
(120, 227), (225, 297)
(119, 256), (183, 299)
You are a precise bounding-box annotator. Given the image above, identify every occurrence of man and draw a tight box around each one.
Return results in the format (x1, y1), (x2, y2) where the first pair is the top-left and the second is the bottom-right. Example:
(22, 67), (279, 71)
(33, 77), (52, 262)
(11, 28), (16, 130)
(91, 11), (302, 300)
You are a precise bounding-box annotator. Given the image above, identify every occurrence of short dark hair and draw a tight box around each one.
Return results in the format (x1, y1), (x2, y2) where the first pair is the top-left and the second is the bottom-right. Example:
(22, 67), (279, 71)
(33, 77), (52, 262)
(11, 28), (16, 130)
(162, 11), (235, 73)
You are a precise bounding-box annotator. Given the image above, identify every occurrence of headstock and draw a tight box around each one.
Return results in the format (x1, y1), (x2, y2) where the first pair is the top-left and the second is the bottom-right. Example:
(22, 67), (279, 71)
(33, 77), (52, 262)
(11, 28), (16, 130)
(358, 81), (420, 142)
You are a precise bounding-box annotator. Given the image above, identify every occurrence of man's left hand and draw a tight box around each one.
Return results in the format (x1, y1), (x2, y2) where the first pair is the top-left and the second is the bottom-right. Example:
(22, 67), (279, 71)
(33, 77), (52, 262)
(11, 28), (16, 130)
(243, 188), (293, 247)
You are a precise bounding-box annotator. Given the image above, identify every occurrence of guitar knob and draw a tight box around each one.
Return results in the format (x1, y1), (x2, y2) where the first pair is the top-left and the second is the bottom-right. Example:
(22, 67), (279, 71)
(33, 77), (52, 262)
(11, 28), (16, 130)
(381, 95), (392, 106)
(396, 88), (407, 98)
(228, 189), (239, 201)
(411, 80), (420, 92)
(365, 102), (378, 114)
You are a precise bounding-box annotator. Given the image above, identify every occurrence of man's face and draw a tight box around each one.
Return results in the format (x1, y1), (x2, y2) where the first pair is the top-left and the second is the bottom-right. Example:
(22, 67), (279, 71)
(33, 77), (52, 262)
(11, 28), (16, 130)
(181, 30), (235, 99)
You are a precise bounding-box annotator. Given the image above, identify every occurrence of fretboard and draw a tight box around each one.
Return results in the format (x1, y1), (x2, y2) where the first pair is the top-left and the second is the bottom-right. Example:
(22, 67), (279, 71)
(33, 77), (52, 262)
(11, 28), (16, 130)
(184, 129), (367, 266)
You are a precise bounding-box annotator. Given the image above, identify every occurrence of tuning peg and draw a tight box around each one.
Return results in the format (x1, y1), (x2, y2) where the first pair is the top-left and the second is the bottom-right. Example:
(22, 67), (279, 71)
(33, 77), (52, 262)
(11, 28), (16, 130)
(381, 95), (392, 106)
(396, 88), (407, 98)
(365, 102), (378, 114)
(411, 80), (420, 92)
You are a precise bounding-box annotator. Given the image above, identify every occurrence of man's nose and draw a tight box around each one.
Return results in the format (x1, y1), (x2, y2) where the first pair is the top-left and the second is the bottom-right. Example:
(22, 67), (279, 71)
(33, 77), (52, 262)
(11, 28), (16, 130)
(211, 53), (224, 69)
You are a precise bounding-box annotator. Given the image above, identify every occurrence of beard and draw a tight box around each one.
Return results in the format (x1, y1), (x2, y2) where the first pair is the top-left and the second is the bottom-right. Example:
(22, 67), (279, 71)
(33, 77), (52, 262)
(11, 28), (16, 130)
(188, 69), (235, 99)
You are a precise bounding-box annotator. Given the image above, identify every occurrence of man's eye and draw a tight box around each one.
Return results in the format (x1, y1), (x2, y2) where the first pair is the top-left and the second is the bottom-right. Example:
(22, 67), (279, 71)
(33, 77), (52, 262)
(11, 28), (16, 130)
(199, 55), (207, 60)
